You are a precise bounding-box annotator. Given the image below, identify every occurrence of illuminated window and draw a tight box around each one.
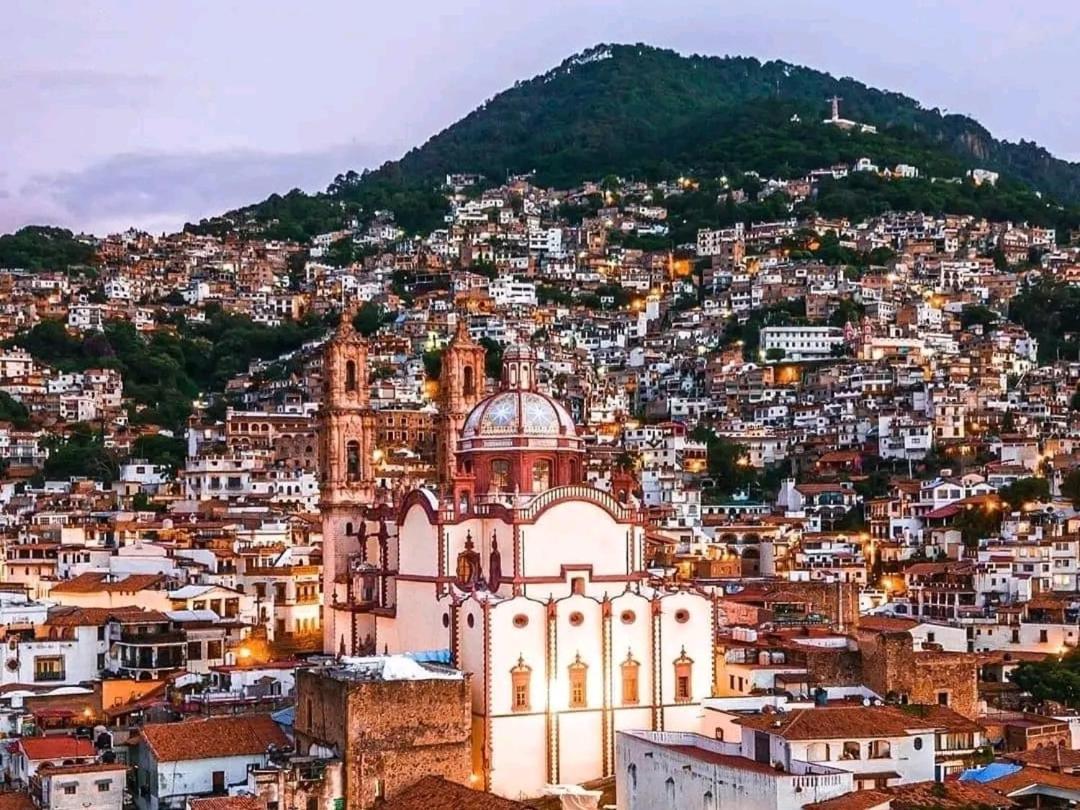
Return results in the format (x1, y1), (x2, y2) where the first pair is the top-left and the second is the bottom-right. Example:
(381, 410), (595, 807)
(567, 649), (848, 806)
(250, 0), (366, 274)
(621, 653), (640, 706)
(491, 459), (511, 492)
(568, 654), (587, 709)
(345, 360), (357, 392)
(511, 656), (531, 712)
(674, 649), (693, 704)
(531, 459), (552, 492)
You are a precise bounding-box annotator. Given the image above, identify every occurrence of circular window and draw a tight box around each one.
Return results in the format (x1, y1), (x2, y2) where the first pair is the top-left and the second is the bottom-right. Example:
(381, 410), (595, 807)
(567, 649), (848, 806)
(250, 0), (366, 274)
(569, 612), (584, 627)
(513, 614), (529, 629)
(467, 614), (475, 629)
(913, 737), (923, 751)
(442, 613), (450, 628)
(620, 610), (636, 625)
(674, 609), (690, 624)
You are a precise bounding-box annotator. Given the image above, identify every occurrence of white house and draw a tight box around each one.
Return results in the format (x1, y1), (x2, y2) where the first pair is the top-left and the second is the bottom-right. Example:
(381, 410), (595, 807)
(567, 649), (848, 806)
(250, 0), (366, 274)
(133, 713), (291, 810)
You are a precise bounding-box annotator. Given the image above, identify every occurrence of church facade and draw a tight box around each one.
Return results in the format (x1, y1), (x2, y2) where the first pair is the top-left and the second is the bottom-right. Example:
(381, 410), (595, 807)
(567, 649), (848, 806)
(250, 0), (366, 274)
(318, 316), (716, 799)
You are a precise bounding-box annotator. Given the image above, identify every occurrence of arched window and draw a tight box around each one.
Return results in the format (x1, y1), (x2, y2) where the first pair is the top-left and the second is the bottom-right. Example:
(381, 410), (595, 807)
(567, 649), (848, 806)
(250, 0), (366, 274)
(463, 365), (475, 397)
(674, 649), (694, 704)
(459, 490), (471, 513)
(621, 652), (640, 706)
(346, 440), (361, 480)
(490, 459), (511, 492)
(870, 740), (892, 759)
(511, 656), (531, 713)
(531, 459), (552, 492)
(568, 654), (587, 709)
(704, 791), (715, 810)
(627, 763), (637, 793)
(665, 777), (675, 803)
(345, 360), (357, 392)
(842, 741), (862, 760)
(807, 742), (830, 762)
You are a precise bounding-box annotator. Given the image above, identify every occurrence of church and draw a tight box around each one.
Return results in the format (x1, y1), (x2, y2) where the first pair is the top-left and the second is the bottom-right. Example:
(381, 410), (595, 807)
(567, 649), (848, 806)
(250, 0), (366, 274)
(317, 314), (716, 799)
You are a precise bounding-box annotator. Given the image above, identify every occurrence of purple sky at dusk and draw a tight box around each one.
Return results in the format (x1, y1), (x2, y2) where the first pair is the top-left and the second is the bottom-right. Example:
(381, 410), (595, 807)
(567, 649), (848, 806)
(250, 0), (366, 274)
(3, 0), (1079, 236)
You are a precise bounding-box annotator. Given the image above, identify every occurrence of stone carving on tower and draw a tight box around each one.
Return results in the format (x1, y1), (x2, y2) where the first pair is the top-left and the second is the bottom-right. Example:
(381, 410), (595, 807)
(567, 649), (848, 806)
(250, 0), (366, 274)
(317, 308), (376, 653)
(435, 318), (487, 486)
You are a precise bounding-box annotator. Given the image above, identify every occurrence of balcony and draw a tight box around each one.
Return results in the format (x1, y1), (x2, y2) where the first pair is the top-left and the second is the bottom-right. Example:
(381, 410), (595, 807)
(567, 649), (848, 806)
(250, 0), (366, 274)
(119, 630), (187, 645)
(34, 670), (66, 682)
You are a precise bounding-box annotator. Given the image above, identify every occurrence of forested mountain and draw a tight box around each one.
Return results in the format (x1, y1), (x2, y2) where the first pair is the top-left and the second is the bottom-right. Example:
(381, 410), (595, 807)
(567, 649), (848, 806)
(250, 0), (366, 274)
(188, 44), (1080, 241)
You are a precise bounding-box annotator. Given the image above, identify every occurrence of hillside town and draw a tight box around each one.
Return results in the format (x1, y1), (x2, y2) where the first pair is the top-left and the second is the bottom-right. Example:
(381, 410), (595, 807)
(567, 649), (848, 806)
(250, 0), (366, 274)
(2, 157), (1080, 810)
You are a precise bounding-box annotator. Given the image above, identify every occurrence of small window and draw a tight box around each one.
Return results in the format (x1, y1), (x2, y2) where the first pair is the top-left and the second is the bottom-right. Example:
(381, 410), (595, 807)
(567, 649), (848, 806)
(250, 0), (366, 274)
(345, 360), (357, 392)
(870, 739), (891, 759)
(842, 741), (861, 760)
(346, 440), (361, 480)
(937, 691), (950, 706)
(914, 736), (924, 751)
(569, 654), (588, 709)
(97, 781), (111, 792)
(621, 653), (640, 706)
(511, 656), (531, 713)
(63, 785), (77, 796)
(490, 458), (512, 491)
(674, 649), (693, 704)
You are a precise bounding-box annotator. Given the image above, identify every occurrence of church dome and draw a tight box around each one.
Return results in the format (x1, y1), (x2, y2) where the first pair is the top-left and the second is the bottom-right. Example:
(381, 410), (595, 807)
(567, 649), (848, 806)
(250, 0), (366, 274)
(462, 389), (578, 441)
(451, 344), (584, 498)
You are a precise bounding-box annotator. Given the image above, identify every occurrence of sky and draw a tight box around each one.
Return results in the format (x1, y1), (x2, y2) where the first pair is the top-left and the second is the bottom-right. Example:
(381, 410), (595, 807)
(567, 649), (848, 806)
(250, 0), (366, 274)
(2, 0), (1079, 236)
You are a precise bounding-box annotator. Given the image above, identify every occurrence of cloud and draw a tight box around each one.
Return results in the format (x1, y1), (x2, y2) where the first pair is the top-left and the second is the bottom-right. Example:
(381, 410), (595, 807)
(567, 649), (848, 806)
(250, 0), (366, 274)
(0, 69), (163, 110)
(1, 141), (400, 236)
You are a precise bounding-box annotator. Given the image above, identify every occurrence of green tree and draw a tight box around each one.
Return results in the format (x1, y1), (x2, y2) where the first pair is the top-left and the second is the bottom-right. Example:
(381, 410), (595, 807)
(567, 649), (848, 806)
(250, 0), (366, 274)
(130, 434), (186, 474)
(1060, 469), (1080, 508)
(352, 302), (386, 337)
(43, 427), (118, 484)
(0, 392), (31, 428)
(999, 477), (1050, 511)
(479, 337), (504, 380)
(1012, 648), (1080, 707)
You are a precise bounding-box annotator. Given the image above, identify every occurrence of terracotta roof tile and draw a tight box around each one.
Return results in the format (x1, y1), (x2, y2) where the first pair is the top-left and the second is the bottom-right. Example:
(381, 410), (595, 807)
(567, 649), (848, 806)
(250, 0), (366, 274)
(18, 736), (96, 761)
(1005, 747), (1080, 769)
(138, 714), (289, 762)
(984, 765), (1080, 795)
(736, 706), (940, 740)
(0, 794), (34, 810)
(378, 776), (534, 809)
(804, 790), (891, 810)
(888, 779), (1015, 810)
(189, 799), (267, 810)
(50, 572), (165, 594)
(44, 606), (167, 627)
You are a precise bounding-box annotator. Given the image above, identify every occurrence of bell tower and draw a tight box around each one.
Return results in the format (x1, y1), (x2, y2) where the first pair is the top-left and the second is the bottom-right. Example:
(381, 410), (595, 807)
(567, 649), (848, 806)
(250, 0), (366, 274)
(318, 309), (376, 653)
(436, 318), (486, 485)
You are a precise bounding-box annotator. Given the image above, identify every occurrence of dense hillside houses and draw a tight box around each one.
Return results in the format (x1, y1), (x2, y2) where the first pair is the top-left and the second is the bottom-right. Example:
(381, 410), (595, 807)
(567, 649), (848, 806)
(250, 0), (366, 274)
(4, 153), (1080, 807)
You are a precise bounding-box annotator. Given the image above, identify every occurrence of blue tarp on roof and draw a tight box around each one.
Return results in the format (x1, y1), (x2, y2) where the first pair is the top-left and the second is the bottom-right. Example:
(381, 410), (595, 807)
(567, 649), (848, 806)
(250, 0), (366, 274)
(405, 649), (453, 665)
(272, 706), (296, 728)
(959, 762), (1021, 783)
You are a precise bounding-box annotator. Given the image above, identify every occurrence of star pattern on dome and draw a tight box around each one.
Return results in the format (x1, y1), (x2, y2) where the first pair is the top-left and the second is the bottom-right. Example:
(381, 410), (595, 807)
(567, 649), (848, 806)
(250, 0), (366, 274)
(522, 393), (559, 433)
(487, 397), (517, 428)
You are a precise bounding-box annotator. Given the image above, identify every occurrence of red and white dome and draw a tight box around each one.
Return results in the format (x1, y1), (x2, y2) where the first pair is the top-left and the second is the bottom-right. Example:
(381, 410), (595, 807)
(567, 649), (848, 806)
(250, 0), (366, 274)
(462, 390), (579, 443)
(453, 345), (584, 496)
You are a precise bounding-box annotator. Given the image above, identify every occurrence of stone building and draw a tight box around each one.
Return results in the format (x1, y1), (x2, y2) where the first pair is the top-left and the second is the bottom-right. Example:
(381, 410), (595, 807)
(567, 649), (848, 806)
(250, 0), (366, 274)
(293, 656), (472, 809)
(857, 629), (979, 719)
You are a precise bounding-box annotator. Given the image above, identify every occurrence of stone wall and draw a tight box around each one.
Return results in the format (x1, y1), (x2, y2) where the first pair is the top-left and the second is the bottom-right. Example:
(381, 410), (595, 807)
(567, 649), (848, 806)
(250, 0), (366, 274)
(294, 669), (473, 810)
